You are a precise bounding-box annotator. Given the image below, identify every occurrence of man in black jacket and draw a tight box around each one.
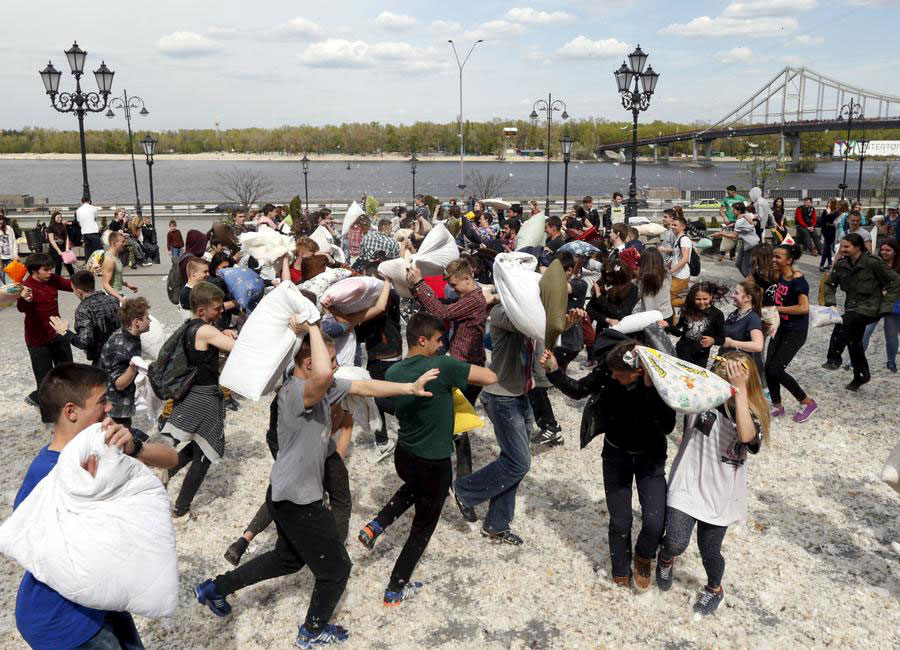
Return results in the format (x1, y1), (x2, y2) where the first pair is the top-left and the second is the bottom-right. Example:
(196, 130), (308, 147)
(543, 337), (675, 592)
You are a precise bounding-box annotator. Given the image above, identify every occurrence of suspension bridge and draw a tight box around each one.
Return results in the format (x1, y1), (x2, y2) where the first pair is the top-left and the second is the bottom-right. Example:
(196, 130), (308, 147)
(596, 67), (900, 164)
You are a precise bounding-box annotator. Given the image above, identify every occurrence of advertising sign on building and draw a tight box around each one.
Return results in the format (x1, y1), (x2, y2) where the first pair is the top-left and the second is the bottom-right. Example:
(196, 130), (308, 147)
(834, 140), (900, 157)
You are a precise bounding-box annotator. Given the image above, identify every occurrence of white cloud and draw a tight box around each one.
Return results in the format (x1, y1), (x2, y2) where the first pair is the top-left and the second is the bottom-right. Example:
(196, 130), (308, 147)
(375, 11), (417, 30)
(556, 35), (628, 59)
(430, 19), (461, 33)
(297, 39), (442, 72)
(660, 16), (798, 38)
(663, 97), (680, 104)
(277, 16), (323, 39)
(206, 26), (237, 38)
(792, 34), (824, 45)
(723, 0), (816, 18)
(713, 46), (756, 63)
(506, 7), (576, 24)
(463, 20), (526, 40)
(157, 31), (223, 57)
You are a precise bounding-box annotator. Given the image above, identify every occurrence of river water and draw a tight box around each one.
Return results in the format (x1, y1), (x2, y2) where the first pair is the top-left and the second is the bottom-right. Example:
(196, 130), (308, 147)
(0, 158), (878, 204)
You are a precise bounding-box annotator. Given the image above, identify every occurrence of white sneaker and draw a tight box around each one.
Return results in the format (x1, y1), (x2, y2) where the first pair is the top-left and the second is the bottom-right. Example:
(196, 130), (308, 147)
(373, 438), (396, 463)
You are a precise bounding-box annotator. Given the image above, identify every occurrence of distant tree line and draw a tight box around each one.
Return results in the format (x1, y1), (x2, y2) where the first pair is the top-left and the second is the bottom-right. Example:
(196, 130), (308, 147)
(2, 121), (899, 160)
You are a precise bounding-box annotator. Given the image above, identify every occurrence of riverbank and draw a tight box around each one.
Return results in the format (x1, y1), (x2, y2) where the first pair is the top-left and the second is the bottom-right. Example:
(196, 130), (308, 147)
(0, 152), (750, 164)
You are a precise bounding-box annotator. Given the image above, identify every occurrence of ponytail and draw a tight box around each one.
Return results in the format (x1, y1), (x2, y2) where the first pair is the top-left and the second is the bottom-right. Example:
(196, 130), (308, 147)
(776, 242), (802, 263)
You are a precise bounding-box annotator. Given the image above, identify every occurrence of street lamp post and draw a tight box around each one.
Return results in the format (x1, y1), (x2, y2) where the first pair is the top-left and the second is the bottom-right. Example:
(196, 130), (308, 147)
(560, 134), (575, 215)
(409, 153), (418, 205)
(448, 39), (483, 196)
(106, 90), (148, 215)
(140, 134), (158, 236)
(838, 97), (863, 200)
(301, 154), (310, 208)
(614, 45), (659, 223)
(530, 94), (569, 215)
(39, 42), (115, 202)
(856, 136), (870, 202)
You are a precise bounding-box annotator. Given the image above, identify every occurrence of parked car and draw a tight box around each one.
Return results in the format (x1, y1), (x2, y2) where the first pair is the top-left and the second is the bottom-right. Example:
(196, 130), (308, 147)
(204, 202), (242, 213)
(690, 198), (722, 209)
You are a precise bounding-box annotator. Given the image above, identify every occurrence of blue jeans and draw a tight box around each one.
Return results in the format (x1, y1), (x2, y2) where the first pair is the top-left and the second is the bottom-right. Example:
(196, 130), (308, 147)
(862, 313), (900, 367)
(76, 612), (143, 649)
(170, 246), (183, 263)
(454, 393), (533, 533)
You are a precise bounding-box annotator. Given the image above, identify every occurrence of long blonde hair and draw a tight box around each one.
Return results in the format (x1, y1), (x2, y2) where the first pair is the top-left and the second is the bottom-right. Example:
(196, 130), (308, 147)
(713, 351), (770, 444)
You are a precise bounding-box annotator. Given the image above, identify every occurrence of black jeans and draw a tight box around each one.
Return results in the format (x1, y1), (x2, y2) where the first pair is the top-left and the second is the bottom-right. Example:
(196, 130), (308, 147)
(244, 451), (352, 543)
(83, 233), (102, 260)
(659, 506), (728, 589)
(765, 327), (808, 405)
(827, 311), (880, 384)
(374, 444), (452, 592)
(27, 336), (73, 414)
(215, 488), (351, 633)
(168, 441), (211, 515)
(367, 359), (399, 444)
(601, 442), (667, 578)
(528, 386), (558, 431)
(820, 235), (835, 268)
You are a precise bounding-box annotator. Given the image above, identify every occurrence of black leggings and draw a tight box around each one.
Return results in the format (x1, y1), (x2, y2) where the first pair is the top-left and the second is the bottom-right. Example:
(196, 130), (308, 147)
(367, 359), (398, 445)
(168, 442), (211, 515)
(601, 443), (667, 578)
(660, 506), (728, 589)
(243, 452), (352, 543)
(49, 248), (75, 276)
(214, 488), (351, 633)
(528, 386), (558, 430)
(765, 326), (807, 405)
(373, 444), (452, 592)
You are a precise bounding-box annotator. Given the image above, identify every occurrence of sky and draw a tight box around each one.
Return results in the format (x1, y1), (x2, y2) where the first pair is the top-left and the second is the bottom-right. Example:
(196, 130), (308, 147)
(4, 0), (900, 131)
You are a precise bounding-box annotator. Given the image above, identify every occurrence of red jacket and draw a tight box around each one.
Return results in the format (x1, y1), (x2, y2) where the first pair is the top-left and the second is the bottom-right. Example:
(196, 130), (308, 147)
(795, 205), (817, 229)
(17, 274), (73, 347)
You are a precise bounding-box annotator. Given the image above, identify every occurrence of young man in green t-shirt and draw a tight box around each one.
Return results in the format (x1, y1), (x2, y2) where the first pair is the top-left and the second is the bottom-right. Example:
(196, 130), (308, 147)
(357, 312), (497, 606)
(718, 185), (746, 262)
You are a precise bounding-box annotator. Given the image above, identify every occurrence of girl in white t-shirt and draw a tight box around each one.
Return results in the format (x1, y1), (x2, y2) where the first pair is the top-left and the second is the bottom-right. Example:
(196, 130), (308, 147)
(669, 213), (694, 308)
(656, 352), (771, 615)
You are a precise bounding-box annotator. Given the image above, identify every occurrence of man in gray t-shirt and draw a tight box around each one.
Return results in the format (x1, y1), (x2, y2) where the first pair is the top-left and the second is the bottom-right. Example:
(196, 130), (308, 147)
(196, 321), (437, 645)
(270, 376), (351, 507)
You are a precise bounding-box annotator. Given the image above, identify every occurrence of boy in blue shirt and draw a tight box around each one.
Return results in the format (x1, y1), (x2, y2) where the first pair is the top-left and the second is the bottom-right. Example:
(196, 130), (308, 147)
(13, 363), (177, 649)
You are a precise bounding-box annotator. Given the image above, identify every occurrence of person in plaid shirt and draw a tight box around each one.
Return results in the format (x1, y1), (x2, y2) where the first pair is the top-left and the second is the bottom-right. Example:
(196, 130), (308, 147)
(346, 215), (370, 259)
(358, 219), (400, 263)
(407, 259), (486, 486)
(49, 271), (121, 367)
(98, 297), (151, 426)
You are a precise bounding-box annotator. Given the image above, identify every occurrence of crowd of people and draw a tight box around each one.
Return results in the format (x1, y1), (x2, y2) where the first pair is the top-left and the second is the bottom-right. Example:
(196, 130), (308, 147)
(4, 186), (899, 648)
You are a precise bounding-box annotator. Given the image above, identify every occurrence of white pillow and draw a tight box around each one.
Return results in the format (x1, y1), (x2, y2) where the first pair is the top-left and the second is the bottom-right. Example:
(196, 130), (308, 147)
(0, 424), (178, 617)
(220, 282), (320, 400)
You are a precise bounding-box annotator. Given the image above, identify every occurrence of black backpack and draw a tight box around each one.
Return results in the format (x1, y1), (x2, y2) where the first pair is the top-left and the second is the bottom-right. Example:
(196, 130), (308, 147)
(148, 320), (202, 400)
(678, 235), (702, 276)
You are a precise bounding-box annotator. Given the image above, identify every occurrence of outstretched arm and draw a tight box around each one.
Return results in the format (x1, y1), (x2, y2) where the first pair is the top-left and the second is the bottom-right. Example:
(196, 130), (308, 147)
(348, 368), (440, 397)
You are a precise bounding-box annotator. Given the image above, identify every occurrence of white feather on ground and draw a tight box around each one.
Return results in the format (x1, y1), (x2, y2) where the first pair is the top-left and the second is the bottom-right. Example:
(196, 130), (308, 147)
(0, 256), (896, 649)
